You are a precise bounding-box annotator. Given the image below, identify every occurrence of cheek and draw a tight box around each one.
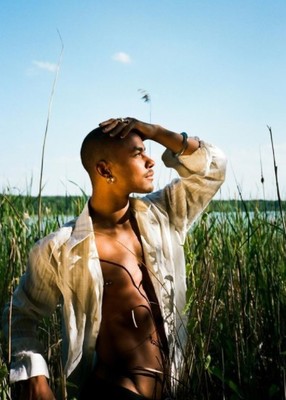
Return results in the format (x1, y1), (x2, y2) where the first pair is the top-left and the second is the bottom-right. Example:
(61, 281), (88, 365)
(113, 159), (146, 185)
(118, 161), (142, 176)
(113, 166), (132, 183)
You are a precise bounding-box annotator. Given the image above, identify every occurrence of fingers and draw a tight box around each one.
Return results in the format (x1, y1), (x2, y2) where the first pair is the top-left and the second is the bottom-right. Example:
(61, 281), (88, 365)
(99, 118), (119, 131)
(99, 117), (134, 138)
(99, 117), (129, 126)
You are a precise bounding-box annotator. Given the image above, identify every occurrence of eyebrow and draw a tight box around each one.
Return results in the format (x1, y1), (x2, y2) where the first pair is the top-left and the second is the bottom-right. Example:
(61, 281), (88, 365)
(133, 146), (146, 152)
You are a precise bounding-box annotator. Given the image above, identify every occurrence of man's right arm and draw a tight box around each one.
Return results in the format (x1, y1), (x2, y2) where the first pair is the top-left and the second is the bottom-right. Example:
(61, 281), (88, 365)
(2, 239), (61, 391)
(18, 376), (55, 400)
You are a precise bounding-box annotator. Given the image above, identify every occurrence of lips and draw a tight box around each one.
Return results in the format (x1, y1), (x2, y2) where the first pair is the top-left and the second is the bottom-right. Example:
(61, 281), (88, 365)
(145, 171), (154, 179)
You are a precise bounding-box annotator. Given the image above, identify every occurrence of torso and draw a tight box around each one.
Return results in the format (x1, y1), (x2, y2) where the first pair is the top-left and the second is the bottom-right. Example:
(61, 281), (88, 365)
(92, 216), (169, 399)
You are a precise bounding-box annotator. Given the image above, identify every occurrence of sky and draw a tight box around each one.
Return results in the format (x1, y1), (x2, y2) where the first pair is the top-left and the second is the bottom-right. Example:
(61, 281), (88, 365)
(1, 0), (285, 200)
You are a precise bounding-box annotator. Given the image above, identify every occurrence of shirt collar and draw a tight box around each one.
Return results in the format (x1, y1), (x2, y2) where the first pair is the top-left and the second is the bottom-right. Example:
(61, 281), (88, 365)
(67, 197), (151, 251)
(66, 202), (93, 250)
(130, 195), (151, 212)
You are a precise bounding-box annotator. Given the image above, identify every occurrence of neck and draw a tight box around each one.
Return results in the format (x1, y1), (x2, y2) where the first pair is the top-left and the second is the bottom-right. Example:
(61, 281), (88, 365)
(89, 194), (131, 228)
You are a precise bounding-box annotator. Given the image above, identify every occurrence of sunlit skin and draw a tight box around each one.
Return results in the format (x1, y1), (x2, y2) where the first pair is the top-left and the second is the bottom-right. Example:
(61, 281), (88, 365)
(19, 117), (200, 400)
(95, 133), (155, 197)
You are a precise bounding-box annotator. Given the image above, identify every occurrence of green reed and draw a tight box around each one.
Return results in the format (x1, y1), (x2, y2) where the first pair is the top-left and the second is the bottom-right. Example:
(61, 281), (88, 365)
(183, 204), (286, 400)
(0, 195), (285, 399)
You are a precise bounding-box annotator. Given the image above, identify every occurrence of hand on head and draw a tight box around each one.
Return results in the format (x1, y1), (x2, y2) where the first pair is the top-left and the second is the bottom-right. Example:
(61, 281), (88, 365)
(99, 117), (157, 141)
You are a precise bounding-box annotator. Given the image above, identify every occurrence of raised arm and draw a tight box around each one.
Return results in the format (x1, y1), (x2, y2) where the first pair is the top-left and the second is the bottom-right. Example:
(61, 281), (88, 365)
(99, 117), (200, 156)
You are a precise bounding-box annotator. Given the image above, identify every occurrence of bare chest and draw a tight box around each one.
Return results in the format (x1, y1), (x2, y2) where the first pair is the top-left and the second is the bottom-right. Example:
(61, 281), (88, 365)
(94, 223), (144, 287)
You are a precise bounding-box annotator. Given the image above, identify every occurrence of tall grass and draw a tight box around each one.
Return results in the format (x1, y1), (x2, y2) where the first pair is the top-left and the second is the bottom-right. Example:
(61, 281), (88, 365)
(37, 29), (64, 237)
(182, 205), (286, 400)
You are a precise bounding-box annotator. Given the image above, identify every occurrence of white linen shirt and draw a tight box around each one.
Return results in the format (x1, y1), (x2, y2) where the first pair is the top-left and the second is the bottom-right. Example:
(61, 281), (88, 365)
(3, 142), (226, 398)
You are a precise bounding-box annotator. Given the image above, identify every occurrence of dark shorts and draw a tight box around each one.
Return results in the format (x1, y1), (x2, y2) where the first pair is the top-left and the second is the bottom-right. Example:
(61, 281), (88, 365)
(79, 377), (148, 400)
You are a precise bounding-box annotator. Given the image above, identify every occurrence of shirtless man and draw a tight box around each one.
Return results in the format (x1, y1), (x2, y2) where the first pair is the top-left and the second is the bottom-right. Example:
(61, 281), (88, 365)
(3, 117), (226, 399)
(80, 118), (172, 399)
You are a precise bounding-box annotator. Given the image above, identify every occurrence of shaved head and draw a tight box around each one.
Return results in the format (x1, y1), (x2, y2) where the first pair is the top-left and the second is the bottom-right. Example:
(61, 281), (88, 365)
(80, 127), (121, 176)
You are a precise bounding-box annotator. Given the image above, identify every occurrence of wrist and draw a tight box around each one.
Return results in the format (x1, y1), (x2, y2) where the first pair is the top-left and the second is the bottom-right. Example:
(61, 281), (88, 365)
(173, 132), (188, 157)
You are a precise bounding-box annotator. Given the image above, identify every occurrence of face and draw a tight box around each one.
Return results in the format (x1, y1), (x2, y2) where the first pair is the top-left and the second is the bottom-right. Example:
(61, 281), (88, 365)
(109, 133), (155, 195)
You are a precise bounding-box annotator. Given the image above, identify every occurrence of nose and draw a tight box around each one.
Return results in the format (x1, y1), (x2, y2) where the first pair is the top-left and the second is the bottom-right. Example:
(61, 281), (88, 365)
(145, 154), (155, 168)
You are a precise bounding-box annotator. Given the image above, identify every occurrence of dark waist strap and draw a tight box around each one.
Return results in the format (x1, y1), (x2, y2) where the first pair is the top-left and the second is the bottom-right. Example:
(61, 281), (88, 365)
(79, 376), (148, 400)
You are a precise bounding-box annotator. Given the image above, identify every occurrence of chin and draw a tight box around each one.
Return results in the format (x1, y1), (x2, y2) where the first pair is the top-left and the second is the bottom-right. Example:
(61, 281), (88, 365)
(135, 185), (154, 194)
(145, 183), (154, 193)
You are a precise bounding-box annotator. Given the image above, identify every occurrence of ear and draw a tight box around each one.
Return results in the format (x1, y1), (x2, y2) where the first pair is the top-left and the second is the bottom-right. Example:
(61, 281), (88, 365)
(96, 160), (111, 178)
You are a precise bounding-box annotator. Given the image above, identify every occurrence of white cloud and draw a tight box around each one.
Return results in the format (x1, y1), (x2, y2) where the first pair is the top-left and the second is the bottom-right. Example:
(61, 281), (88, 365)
(33, 60), (58, 72)
(112, 52), (132, 64)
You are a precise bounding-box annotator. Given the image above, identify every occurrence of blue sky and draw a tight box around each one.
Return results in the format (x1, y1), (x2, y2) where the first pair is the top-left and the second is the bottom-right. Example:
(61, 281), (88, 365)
(1, 0), (285, 200)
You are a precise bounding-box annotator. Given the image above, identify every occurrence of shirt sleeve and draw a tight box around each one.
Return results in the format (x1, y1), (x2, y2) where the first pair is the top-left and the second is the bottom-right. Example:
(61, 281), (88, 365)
(2, 237), (61, 383)
(149, 141), (227, 240)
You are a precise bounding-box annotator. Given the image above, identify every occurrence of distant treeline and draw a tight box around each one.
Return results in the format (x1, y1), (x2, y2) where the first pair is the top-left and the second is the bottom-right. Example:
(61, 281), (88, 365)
(1, 194), (285, 216)
(208, 199), (286, 213)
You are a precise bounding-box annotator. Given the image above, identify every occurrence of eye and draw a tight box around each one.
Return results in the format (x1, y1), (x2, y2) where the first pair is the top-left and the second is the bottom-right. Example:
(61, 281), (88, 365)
(132, 147), (146, 157)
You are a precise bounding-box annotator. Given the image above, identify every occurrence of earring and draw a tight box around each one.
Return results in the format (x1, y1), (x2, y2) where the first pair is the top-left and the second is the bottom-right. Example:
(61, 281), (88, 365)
(107, 175), (115, 184)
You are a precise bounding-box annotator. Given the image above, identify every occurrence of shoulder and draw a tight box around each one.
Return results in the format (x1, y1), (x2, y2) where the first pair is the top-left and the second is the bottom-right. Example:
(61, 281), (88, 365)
(31, 218), (77, 255)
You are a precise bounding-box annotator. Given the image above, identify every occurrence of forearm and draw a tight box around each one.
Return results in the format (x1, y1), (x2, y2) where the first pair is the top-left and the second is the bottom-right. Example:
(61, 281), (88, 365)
(150, 124), (200, 156)
(99, 117), (200, 155)
(18, 375), (55, 400)
(3, 253), (60, 382)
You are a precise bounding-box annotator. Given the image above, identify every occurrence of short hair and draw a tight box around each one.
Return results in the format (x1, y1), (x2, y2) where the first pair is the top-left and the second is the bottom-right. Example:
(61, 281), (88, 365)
(80, 126), (121, 175)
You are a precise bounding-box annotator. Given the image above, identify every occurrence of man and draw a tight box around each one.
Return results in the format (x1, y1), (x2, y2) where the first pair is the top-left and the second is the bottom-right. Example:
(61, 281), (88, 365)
(3, 117), (226, 399)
